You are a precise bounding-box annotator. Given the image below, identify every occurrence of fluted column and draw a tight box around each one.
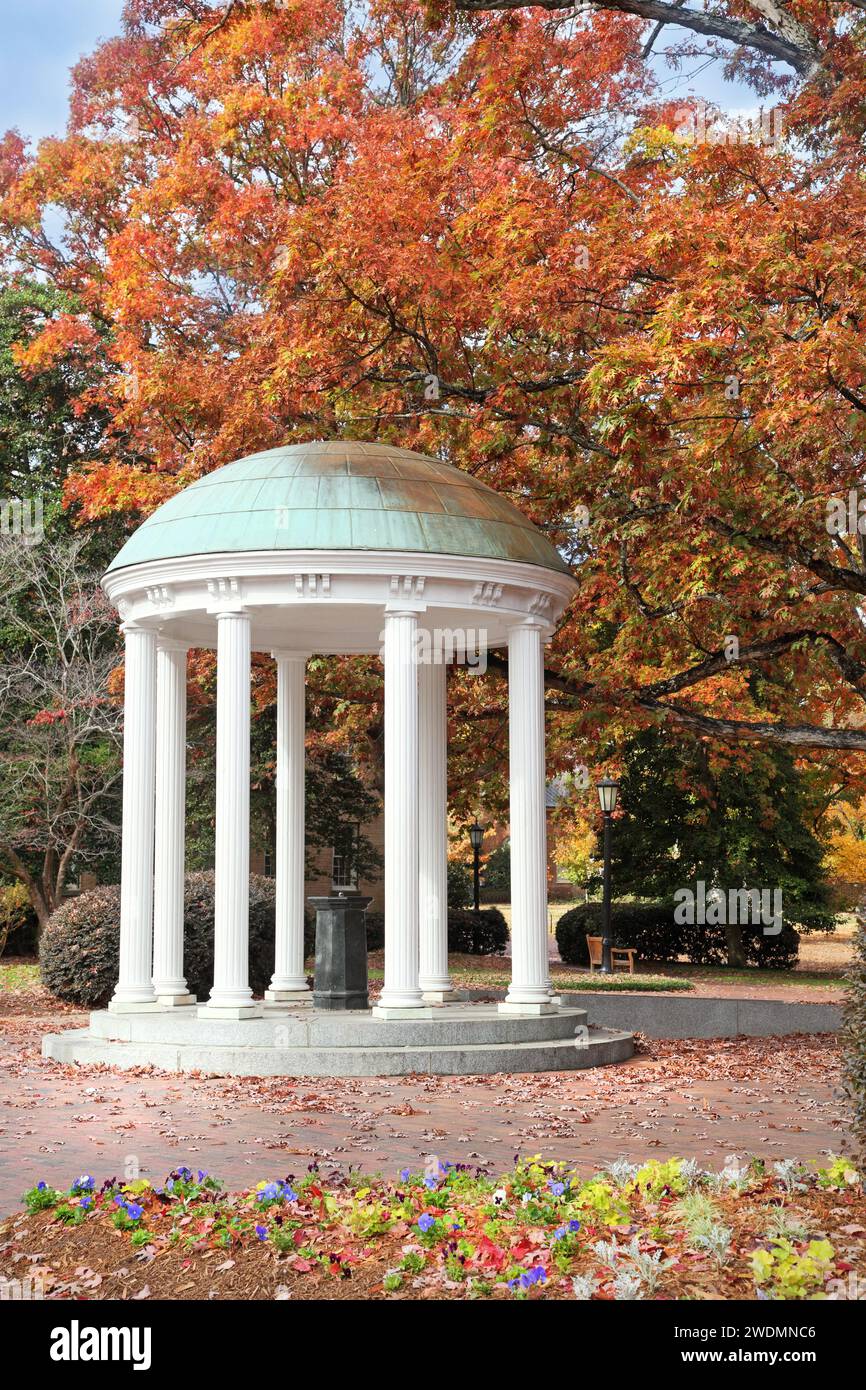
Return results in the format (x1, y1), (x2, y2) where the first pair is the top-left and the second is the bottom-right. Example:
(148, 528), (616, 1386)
(201, 609), (260, 1017)
(265, 652), (311, 1004)
(110, 622), (159, 1012)
(501, 621), (554, 1012)
(374, 608), (430, 1016)
(418, 656), (454, 1001)
(152, 639), (194, 1006)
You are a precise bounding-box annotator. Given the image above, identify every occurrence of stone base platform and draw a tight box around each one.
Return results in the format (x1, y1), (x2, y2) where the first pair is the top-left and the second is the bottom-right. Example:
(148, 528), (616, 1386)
(42, 1003), (633, 1077)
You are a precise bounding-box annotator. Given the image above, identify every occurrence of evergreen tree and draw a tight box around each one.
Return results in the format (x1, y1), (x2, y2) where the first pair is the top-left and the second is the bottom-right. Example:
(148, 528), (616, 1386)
(603, 729), (833, 966)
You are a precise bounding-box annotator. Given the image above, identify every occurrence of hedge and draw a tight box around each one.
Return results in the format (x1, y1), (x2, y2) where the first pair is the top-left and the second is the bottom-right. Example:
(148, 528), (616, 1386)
(40, 872), (278, 1007)
(555, 901), (800, 971)
(447, 906), (508, 956)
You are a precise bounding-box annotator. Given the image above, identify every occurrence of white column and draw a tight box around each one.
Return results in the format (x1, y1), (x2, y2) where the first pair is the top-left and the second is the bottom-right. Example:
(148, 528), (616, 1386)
(110, 622), (159, 1012)
(501, 621), (554, 1013)
(418, 656), (453, 1002)
(201, 609), (260, 1017)
(374, 608), (430, 1016)
(152, 639), (194, 1006)
(265, 652), (311, 1004)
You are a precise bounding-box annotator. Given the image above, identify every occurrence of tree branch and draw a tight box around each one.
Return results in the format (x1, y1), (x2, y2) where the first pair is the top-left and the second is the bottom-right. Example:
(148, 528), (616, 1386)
(454, 0), (824, 78)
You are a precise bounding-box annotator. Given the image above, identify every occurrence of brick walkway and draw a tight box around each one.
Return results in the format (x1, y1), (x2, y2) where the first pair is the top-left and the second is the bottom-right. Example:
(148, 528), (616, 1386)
(0, 1008), (848, 1211)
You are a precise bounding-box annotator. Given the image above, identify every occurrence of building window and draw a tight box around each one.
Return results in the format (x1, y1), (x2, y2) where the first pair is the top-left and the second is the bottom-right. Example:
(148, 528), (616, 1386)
(332, 824), (360, 890)
(263, 849), (274, 878)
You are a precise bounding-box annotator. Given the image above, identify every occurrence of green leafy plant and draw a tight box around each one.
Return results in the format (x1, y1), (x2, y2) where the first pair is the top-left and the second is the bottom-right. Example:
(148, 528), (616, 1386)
(53, 1203), (88, 1227)
(750, 1238), (836, 1300)
(399, 1252), (425, 1274)
(22, 1182), (59, 1212)
(628, 1158), (690, 1201)
(814, 1155), (860, 1191)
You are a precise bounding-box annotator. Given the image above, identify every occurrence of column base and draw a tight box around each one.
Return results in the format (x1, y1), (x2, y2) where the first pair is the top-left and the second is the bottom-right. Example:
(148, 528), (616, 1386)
(197, 1002), (263, 1020)
(421, 989), (462, 1004)
(156, 992), (197, 1008)
(108, 997), (162, 1014)
(372, 1005), (435, 1020)
(264, 988), (313, 1007)
(498, 999), (560, 1016)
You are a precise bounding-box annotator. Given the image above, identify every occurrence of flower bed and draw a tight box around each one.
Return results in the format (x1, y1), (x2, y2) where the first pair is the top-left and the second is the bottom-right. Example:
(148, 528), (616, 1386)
(2, 1155), (865, 1301)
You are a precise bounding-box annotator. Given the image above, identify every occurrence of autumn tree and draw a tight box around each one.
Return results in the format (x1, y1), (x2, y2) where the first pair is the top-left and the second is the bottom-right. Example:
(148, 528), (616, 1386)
(2, 0), (866, 836)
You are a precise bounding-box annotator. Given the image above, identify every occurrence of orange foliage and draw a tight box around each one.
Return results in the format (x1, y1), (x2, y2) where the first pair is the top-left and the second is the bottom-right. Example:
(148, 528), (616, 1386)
(1, 1), (865, 814)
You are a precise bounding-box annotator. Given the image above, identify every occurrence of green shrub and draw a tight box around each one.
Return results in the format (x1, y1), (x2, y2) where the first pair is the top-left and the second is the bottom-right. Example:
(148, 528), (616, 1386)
(747, 923), (800, 970)
(447, 861), (473, 909)
(682, 918), (800, 969)
(448, 907), (508, 956)
(40, 872), (278, 1007)
(555, 902), (799, 971)
(365, 911), (385, 951)
(482, 841), (511, 899)
(556, 903), (680, 967)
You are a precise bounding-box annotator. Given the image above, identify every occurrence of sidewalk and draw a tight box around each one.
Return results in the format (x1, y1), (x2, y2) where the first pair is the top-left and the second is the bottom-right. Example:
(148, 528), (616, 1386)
(0, 1007), (847, 1214)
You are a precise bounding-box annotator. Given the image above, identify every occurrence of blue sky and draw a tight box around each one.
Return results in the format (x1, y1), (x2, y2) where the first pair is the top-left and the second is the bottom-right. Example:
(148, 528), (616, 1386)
(0, 1), (756, 148)
(0, 1), (125, 143)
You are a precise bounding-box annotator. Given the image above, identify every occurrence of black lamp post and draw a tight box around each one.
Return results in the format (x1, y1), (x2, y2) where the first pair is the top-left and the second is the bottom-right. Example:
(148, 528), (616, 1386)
(596, 776), (620, 974)
(468, 820), (484, 913)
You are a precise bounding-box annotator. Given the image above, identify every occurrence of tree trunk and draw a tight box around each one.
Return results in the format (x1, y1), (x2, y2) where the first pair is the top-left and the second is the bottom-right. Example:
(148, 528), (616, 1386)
(0, 845), (52, 936)
(724, 920), (747, 969)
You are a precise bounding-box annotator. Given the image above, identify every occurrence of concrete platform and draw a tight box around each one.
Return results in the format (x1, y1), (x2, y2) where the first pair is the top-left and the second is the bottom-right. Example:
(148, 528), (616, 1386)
(42, 1002), (633, 1077)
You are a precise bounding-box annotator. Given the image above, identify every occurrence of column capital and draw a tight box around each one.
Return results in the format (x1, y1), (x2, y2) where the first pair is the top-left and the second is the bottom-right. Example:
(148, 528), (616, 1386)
(384, 602), (427, 617)
(507, 617), (553, 638)
(270, 649), (310, 662)
(213, 605), (250, 621)
(156, 634), (190, 654)
(120, 618), (158, 637)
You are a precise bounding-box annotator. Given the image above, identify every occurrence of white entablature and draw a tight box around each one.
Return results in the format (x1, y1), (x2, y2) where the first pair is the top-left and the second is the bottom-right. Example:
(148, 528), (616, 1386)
(105, 549), (575, 654)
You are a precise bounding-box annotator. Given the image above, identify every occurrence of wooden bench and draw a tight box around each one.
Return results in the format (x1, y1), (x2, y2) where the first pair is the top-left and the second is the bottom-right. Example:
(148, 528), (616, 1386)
(586, 933), (636, 975)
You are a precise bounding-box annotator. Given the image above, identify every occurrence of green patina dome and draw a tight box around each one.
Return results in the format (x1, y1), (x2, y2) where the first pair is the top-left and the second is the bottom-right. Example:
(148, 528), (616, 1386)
(106, 440), (570, 575)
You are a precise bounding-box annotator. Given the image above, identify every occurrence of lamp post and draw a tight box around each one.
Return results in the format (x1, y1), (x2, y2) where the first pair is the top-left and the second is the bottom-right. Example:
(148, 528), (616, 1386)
(468, 820), (484, 913)
(596, 776), (620, 974)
